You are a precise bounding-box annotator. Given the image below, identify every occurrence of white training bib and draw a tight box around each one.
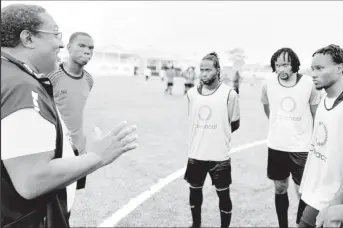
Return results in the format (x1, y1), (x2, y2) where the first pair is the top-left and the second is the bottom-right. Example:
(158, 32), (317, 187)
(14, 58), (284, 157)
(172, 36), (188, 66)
(187, 83), (234, 161)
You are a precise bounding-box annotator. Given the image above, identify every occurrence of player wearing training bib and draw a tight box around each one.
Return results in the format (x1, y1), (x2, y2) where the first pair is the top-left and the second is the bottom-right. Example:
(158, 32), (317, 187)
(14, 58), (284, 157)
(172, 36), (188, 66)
(261, 48), (322, 228)
(298, 44), (343, 228)
(184, 52), (240, 228)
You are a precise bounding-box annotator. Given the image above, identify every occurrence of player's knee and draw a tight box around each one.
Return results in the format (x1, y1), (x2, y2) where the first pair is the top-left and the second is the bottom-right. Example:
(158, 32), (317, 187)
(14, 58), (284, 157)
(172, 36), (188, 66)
(189, 186), (203, 207)
(274, 180), (288, 194)
(216, 188), (232, 212)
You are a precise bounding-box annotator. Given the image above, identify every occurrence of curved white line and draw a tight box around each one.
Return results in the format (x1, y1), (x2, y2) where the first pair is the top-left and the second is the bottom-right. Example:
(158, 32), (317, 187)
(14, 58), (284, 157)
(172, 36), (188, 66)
(98, 139), (267, 227)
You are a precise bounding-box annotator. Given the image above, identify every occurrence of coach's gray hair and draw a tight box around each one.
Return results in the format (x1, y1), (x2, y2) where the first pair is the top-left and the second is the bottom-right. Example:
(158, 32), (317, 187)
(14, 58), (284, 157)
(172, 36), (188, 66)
(1, 4), (46, 47)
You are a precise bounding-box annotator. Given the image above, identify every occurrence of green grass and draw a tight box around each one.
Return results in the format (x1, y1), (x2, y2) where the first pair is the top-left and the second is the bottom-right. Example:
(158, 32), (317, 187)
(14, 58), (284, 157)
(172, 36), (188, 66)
(69, 76), (299, 227)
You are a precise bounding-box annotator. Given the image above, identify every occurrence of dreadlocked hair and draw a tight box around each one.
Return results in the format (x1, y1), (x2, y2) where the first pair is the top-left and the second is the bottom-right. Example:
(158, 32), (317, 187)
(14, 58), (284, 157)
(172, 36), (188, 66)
(312, 44), (343, 70)
(270, 47), (300, 73)
(198, 52), (221, 93)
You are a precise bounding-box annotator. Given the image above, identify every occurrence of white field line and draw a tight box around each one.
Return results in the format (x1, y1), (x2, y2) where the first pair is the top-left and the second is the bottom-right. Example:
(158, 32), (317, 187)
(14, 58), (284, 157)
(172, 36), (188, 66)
(98, 139), (267, 227)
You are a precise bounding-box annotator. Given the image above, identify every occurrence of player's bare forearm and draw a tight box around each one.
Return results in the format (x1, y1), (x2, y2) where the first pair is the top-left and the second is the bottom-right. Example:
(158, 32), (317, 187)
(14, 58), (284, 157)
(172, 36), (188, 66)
(231, 119), (240, 133)
(3, 152), (103, 200)
(263, 104), (270, 119)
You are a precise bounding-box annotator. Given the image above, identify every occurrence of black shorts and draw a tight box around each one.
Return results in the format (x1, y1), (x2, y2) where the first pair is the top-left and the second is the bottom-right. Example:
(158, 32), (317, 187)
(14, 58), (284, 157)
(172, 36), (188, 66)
(267, 148), (308, 185)
(184, 158), (232, 189)
(167, 82), (173, 86)
(185, 83), (194, 88)
(298, 205), (319, 228)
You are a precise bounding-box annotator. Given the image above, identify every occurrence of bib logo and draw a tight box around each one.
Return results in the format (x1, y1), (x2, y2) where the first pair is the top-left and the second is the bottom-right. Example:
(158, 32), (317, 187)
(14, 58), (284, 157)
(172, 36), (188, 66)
(278, 96), (302, 121)
(309, 121), (328, 162)
(198, 105), (212, 121)
(280, 96), (296, 112)
(315, 121), (328, 147)
(309, 144), (327, 162)
(196, 105), (217, 129)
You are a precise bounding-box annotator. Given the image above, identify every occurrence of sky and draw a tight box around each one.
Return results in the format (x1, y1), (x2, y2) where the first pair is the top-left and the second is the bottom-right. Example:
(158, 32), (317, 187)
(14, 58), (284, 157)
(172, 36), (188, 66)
(2, 1), (343, 68)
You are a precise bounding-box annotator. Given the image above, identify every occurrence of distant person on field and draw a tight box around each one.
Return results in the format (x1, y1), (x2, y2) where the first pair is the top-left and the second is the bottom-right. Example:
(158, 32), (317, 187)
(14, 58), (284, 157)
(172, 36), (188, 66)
(183, 66), (197, 95)
(145, 66), (152, 81)
(165, 65), (175, 95)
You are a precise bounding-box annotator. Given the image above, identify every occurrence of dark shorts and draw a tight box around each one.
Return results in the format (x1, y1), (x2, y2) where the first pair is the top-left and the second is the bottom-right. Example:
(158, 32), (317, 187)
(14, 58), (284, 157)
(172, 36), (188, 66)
(298, 205), (319, 228)
(184, 158), (232, 189)
(267, 148), (308, 185)
(167, 82), (173, 86)
(185, 83), (194, 88)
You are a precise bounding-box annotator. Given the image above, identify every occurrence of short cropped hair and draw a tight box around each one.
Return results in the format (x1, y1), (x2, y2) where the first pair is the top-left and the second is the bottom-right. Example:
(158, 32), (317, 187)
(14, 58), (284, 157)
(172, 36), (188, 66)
(68, 32), (92, 44)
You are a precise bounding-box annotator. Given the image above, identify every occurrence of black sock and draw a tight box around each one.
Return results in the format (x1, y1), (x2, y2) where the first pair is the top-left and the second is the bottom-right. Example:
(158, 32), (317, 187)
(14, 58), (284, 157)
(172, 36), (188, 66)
(217, 189), (232, 228)
(220, 209), (232, 228)
(296, 199), (307, 225)
(275, 193), (289, 228)
(190, 187), (203, 227)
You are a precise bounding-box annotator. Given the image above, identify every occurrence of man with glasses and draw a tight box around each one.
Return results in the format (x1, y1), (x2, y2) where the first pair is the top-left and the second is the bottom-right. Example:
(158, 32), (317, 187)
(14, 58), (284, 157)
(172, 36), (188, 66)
(1, 4), (138, 227)
(261, 47), (322, 228)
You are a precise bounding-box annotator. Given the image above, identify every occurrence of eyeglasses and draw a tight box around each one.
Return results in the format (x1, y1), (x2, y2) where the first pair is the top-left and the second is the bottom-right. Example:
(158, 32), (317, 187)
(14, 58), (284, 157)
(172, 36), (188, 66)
(34, 30), (63, 40)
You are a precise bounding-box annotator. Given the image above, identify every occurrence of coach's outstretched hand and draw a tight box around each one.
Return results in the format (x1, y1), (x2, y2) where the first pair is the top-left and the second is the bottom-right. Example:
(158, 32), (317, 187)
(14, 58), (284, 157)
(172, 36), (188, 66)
(87, 121), (138, 167)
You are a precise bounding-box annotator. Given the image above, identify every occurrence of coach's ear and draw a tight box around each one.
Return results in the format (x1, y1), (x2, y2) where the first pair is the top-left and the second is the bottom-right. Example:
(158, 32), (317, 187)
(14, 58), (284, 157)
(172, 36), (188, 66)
(20, 30), (35, 49)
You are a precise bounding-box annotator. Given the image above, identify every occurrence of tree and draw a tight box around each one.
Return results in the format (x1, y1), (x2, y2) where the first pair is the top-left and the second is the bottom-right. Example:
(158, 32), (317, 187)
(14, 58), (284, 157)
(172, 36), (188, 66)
(225, 48), (247, 70)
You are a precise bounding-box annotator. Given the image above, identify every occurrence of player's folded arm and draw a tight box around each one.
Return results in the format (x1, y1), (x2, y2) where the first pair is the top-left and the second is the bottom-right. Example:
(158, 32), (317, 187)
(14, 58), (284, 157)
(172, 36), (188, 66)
(227, 89), (240, 132)
(260, 83), (270, 118)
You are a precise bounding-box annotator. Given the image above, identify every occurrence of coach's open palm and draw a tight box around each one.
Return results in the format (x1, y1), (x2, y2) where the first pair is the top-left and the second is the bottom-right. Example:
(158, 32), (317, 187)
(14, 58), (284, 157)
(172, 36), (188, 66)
(87, 121), (138, 167)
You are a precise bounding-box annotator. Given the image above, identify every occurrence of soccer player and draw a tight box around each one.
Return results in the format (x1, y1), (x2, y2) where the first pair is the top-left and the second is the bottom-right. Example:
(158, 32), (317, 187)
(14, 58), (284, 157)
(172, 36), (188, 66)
(298, 44), (343, 228)
(232, 70), (240, 95)
(48, 32), (94, 155)
(160, 66), (166, 81)
(144, 66), (151, 81)
(1, 4), (138, 227)
(261, 47), (322, 228)
(184, 52), (240, 228)
(165, 65), (175, 95)
(183, 66), (197, 95)
(47, 32), (95, 189)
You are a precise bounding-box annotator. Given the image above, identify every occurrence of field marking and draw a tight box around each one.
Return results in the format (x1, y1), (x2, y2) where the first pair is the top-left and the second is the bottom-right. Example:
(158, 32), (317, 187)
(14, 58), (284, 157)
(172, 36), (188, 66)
(98, 139), (267, 227)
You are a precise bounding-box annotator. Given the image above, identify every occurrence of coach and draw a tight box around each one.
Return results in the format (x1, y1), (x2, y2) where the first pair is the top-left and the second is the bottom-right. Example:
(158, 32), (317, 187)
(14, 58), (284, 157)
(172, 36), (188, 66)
(1, 4), (138, 227)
